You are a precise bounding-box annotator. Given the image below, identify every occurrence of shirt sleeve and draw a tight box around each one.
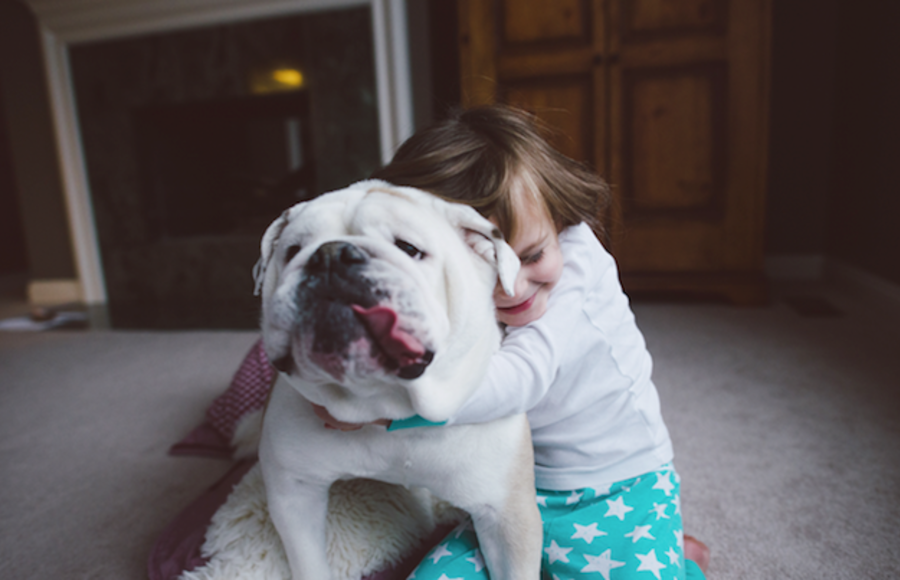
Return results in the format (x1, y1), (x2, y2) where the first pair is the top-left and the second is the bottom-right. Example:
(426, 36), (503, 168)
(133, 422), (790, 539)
(445, 225), (597, 426)
(445, 318), (560, 425)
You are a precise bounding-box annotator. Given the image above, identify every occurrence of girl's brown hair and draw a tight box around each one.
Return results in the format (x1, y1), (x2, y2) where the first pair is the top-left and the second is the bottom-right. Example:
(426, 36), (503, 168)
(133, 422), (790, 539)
(371, 104), (611, 243)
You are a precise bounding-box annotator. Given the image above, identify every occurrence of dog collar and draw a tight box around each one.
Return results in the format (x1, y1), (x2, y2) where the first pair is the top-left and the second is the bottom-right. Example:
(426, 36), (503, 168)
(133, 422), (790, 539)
(386, 415), (447, 431)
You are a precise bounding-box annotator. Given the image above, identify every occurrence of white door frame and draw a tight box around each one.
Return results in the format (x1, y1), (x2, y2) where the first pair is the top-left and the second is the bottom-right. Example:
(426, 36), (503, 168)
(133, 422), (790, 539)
(26, 0), (413, 304)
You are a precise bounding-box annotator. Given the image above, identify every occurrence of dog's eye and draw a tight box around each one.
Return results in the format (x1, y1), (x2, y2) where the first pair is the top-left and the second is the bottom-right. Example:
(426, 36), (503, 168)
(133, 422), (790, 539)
(395, 239), (425, 259)
(284, 244), (301, 263)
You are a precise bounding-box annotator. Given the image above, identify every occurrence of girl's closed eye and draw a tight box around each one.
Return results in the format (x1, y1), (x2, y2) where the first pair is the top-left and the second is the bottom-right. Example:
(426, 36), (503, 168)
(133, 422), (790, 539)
(522, 249), (544, 265)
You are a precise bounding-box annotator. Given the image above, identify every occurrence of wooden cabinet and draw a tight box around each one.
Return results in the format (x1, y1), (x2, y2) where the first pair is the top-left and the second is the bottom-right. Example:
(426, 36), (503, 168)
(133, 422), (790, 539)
(458, 0), (771, 304)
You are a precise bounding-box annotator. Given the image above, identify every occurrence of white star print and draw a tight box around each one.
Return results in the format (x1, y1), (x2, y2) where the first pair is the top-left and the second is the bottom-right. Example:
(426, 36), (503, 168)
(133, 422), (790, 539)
(590, 483), (613, 498)
(622, 477), (642, 492)
(581, 549), (626, 580)
(624, 524), (656, 543)
(665, 546), (681, 567)
(536, 495), (548, 507)
(436, 575), (463, 580)
(566, 490), (584, 505)
(674, 529), (684, 550)
(649, 502), (670, 520)
(429, 543), (453, 564)
(604, 496), (634, 521)
(544, 540), (573, 564)
(635, 549), (667, 579)
(652, 472), (675, 496)
(571, 522), (608, 544)
(672, 495), (682, 515)
(466, 550), (485, 572)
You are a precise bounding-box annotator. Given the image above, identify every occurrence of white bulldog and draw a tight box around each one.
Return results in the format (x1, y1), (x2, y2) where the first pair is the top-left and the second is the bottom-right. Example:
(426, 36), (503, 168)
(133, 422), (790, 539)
(255, 180), (542, 580)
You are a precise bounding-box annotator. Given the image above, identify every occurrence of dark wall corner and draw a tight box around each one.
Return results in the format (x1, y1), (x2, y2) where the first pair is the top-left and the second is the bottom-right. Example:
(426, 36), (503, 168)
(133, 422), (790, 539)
(827, 0), (900, 286)
(0, 0), (77, 280)
(0, 74), (29, 276)
(764, 0), (839, 257)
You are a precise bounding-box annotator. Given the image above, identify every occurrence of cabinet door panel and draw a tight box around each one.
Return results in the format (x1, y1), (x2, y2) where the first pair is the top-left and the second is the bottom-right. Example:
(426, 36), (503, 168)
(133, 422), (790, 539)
(625, 64), (726, 217)
(625, 0), (726, 37)
(504, 78), (593, 162)
(609, 0), (769, 299)
(502, 0), (590, 45)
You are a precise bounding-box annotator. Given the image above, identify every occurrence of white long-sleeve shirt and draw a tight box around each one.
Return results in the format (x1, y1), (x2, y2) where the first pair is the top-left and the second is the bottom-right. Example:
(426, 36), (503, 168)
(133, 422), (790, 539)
(448, 222), (674, 491)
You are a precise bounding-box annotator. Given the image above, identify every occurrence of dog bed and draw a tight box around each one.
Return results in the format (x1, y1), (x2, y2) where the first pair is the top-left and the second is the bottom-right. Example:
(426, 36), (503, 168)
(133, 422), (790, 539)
(150, 458), (464, 580)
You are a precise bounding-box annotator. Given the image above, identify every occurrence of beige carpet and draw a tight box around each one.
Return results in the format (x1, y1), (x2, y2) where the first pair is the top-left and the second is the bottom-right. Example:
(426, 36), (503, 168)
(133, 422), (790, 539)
(1, 280), (898, 578)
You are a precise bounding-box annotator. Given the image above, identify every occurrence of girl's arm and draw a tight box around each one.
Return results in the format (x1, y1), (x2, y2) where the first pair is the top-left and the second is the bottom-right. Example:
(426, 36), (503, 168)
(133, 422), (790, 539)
(445, 223), (600, 426)
(444, 280), (579, 426)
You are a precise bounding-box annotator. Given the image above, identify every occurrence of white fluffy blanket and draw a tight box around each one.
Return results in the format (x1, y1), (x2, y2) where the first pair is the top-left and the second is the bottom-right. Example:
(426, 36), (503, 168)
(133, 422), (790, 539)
(179, 412), (465, 580)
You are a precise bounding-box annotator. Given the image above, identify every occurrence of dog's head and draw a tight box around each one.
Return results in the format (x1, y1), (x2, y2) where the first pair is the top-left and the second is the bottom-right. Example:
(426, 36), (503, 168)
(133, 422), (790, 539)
(256, 180), (519, 423)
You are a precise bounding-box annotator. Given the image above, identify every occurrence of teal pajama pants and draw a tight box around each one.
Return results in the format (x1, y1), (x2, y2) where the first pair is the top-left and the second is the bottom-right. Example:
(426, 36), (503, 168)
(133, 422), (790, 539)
(408, 464), (706, 580)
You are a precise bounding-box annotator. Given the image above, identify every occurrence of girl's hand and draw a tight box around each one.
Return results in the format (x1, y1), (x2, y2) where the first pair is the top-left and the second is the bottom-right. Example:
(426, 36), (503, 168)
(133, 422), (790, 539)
(311, 403), (390, 431)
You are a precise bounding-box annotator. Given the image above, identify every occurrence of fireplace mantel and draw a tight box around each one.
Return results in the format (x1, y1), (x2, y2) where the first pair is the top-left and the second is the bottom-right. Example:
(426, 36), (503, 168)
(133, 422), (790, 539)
(25, 0), (413, 305)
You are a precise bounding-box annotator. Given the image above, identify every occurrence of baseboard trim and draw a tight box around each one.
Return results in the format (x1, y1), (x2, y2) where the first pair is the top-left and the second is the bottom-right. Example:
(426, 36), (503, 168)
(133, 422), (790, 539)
(27, 279), (83, 305)
(764, 254), (826, 280)
(765, 254), (900, 317)
(825, 259), (900, 317)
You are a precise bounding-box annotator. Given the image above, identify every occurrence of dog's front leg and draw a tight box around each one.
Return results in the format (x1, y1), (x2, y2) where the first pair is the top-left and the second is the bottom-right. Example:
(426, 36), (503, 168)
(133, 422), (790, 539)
(469, 496), (543, 580)
(455, 417), (543, 580)
(265, 474), (333, 580)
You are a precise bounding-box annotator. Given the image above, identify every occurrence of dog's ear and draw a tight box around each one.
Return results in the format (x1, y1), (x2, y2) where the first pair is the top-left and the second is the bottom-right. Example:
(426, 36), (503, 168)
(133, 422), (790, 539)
(446, 203), (520, 297)
(253, 209), (291, 296)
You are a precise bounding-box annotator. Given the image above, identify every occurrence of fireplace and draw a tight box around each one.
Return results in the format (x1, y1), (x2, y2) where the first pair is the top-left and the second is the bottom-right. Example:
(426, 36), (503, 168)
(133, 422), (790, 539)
(134, 92), (316, 239)
(68, 5), (383, 328)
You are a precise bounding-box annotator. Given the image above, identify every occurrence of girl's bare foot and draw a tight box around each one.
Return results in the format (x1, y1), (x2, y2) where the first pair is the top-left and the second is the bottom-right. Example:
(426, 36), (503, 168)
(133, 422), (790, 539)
(685, 534), (711, 573)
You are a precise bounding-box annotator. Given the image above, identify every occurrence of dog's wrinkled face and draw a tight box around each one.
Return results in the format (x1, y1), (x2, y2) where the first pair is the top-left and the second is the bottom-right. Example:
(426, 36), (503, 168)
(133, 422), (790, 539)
(266, 188), (447, 383)
(289, 239), (436, 381)
(257, 181), (518, 421)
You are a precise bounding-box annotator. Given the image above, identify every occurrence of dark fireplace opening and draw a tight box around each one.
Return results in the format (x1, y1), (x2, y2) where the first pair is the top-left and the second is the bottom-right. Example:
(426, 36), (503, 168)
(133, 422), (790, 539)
(134, 91), (316, 240)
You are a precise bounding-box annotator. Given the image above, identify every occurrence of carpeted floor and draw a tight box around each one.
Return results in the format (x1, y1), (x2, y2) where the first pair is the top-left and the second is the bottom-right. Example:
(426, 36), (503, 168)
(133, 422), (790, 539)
(1, 280), (898, 579)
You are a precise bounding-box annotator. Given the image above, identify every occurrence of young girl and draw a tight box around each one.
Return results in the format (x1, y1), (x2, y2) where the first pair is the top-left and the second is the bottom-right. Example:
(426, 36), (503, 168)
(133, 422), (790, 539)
(335, 104), (708, 579)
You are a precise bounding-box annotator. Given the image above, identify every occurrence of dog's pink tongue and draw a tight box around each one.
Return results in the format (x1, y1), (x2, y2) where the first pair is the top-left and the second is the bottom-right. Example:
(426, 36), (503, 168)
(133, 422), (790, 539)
(351, 305), (425, 367)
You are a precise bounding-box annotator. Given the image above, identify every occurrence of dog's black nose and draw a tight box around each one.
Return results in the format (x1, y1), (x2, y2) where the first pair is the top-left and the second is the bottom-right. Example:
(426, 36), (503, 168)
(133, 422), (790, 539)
(306, 242), (368, 274)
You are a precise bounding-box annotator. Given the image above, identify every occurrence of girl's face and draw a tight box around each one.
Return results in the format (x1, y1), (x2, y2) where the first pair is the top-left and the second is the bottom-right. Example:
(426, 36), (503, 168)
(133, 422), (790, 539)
(492, 191), (564, 327)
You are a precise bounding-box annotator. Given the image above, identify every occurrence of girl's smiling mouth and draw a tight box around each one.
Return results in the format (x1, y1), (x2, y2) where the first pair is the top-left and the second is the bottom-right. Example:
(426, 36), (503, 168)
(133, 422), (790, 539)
(498, 292), (537, 315)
